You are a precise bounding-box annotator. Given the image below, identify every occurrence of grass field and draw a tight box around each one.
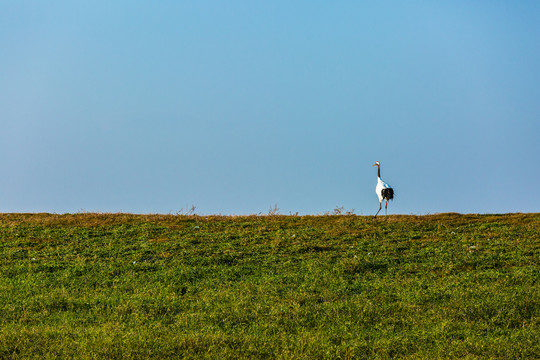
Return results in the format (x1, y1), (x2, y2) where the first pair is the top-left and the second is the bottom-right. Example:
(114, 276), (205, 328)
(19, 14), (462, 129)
(0, 213), (538, 359)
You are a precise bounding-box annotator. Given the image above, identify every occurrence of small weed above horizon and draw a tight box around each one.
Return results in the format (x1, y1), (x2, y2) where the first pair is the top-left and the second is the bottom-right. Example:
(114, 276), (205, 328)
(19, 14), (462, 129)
(0, 213), (538, 359)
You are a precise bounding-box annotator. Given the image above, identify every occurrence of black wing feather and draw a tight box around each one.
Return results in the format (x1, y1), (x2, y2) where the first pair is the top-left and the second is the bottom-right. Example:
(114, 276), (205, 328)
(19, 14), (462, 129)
(381, 188), (394, 200)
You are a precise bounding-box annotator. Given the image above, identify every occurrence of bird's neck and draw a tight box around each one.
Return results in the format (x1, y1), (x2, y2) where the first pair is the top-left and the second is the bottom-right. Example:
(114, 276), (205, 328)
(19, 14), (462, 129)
(378, 165), (381, 178)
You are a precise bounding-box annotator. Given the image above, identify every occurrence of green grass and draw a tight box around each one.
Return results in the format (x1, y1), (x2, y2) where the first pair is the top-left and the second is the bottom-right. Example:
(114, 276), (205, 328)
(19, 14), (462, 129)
(0, 213), (538, 359)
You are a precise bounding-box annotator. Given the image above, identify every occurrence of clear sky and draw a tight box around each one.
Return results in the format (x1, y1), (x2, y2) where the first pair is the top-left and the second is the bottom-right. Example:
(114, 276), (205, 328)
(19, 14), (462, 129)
(1, 1), (539, 215)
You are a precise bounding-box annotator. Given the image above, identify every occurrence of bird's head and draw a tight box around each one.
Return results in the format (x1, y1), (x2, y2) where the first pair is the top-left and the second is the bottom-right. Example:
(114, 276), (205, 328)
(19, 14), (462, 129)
(372, 161), (380, 167)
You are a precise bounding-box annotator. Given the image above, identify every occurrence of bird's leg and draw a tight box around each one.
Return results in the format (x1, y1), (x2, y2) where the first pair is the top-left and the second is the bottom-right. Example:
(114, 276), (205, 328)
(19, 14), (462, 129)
(385, 201), (388, 215)
(375, 203), (382, 217)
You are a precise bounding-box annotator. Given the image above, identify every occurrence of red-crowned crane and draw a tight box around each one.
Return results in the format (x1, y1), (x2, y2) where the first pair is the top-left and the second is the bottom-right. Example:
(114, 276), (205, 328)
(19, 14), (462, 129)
(373, 161), (394, 217)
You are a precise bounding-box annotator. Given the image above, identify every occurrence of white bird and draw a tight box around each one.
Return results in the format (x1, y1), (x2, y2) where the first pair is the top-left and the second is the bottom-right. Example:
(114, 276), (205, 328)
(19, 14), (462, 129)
(373, 161), (394, 217)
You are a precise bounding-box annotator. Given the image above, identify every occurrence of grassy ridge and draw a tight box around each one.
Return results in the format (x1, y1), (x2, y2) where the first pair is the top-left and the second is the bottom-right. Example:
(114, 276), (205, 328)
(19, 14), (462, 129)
(0, 213), (538, 359)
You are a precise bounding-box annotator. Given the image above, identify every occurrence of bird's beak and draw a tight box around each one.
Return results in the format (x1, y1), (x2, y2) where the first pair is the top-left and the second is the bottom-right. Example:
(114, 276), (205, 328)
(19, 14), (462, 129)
(372, 163), (377, 166)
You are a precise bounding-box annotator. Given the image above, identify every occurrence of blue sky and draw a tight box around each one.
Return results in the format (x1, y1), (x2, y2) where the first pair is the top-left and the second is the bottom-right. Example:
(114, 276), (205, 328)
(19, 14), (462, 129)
(1, 1), (539, 215)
